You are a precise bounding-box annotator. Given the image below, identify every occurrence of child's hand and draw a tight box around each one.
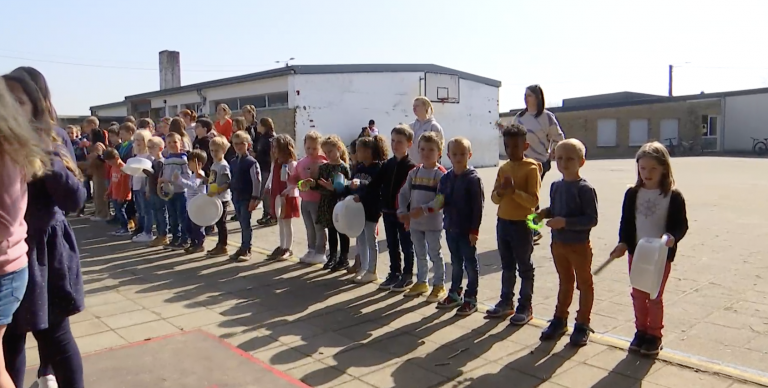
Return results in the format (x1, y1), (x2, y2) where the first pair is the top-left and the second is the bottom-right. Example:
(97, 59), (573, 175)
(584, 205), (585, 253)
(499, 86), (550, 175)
(500, 176), (515, 192)
(318, 178), (333, 190)
(172, 172), (180, 181)
(546, 217), (566, 229)
(304, 178), (315, 187)
(534, 209), (547, 222)
(663, 233), (675, 247)
(609, 243), (628, 260)
(248, 199), (260, 212)
(409, 207), (425, 220)
(469, 234), (478, 246)
(398, 213), (410, 224)
(195, 171), (205, 179)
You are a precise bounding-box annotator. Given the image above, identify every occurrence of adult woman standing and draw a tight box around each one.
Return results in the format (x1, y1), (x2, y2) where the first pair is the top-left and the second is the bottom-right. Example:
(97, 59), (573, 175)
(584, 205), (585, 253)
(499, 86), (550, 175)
(512, 84), (565, 241)
(255, 118), (276, 226)
(214, 103), (234, 141)
(2, 70), (86, 388)
(169, 117), (193, 152)
(409, 96), (444, 164)
(180, 109), (198, 141)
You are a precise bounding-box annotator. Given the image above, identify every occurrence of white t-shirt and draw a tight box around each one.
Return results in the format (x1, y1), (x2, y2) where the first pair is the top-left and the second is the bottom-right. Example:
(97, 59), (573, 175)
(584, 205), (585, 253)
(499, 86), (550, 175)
(131, 153), (151, 191)
(635, 188), (670, 242)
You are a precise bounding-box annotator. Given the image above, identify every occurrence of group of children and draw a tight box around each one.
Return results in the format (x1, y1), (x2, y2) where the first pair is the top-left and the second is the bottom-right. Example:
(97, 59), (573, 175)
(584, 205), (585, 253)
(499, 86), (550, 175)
(73, 112), (688, 357)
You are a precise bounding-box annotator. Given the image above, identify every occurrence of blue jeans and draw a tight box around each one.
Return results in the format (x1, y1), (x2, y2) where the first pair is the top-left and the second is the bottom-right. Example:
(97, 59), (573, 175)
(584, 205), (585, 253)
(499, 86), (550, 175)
(133, 190), (153, 235)
(234, 199), (252, 250)
(185, 215), (204, 246)
(411, 229), (445, 285)
(355, 221), (378, 273)
(0, 266), (28, 325)
(496, 218), (534, 311)
(111, 199), (128, 229)
(167, 193), (188, 243)
(150, 194), (168, 237)
(446, 232), (479, 300)
(382, 212), (414, 277)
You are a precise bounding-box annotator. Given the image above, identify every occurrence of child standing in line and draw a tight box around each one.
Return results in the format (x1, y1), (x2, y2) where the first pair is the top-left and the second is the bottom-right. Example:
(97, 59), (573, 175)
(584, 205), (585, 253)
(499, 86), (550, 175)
(206, 136), (233, 257)
(536, 139), (598, 346)
(228, 131), (262, 262)
(173, 150), (208, 254)
(118, 123), (138, 233)
(367, 125), (417, 292)
(266, 135), (300, 260)
(609, 141), (688, 356)
(146, 136), (169, 247)
(311, 135), (351, 271)
(103, 149), (131, 236)
(398, 132), (447, 302)
(295, 131), (328, 265)
(348, 135), (388, 284)
(158, 132), (192, 250)
(486, 123), (541, 325)
(193, 118), (217, 175)
(131, 129), (155, 243)
(435, 137), (485, 315)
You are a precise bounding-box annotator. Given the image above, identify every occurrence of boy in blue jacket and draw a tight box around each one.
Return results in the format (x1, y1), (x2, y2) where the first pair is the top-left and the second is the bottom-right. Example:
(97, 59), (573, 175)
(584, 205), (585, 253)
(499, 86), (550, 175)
(435, 137), (485, 315)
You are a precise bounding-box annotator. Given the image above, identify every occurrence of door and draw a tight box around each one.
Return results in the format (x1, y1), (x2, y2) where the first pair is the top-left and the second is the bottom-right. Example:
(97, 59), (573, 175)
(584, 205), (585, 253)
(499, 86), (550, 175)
(660, 119), (679, 146)
(702, 115), (720, 151)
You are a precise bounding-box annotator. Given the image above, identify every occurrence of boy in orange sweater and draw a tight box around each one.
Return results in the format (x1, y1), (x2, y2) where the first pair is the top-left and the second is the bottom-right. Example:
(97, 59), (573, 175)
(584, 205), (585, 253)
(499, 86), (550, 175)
(104, 148), (132, 236)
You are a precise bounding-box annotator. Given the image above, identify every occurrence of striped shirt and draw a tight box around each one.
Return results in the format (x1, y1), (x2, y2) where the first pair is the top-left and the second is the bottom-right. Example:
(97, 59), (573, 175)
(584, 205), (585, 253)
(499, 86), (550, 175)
(513, 110), (565, 163)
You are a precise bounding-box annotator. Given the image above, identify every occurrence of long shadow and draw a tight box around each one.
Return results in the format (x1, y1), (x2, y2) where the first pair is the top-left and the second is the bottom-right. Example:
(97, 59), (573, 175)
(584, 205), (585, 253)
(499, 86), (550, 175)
(591, 353), (657, 388)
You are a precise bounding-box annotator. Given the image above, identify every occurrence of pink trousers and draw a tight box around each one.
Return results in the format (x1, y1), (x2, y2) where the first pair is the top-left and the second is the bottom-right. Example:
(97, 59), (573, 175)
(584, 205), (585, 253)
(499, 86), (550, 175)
(628, 255), (672, 338)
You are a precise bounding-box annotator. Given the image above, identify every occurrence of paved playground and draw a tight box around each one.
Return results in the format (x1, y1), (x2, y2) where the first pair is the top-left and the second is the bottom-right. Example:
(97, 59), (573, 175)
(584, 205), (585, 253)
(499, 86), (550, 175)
(20, 156), (768, 387)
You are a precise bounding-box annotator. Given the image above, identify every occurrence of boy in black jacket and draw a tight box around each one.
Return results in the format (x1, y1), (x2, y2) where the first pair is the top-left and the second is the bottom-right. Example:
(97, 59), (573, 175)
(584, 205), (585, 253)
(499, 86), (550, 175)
(366, 125), (417, 292)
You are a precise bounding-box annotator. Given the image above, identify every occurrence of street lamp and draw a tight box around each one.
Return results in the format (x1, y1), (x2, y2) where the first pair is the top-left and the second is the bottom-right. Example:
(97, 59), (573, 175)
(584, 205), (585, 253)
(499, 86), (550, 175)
(275, 57), (296, 67)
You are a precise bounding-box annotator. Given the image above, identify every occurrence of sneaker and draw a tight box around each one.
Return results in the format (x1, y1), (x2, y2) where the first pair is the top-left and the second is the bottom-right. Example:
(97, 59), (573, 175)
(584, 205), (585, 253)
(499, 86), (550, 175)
(256, 214), (270, 225)
(331, 255), (350, 272)
(170, 241), (189, 250)
(132, 232), (154, 243)
(37, 375), (58, 388)
(185, 245), (205, 254)
(510, 307), (533, 326)
(629, 331), (647, 352)
(437, 289), (463, 310)
(229, 248), (245, 261)
(390, 276), (414, 292)
(640, 335), (663, 356)
(485, 301), (514, 318)
(205, 226), (216, 236)
(347, 255), (361, 274)
(354, 272), (378, 284)
(111, 228), (131, 236)
(404, 282), (429, 297)
(278, 249), (293, 260)
(237, 249), (252, 262)
(426, 285), (447, 303)
(266, 247), (283, 260)
(323, 253), (338, 270)
(149, 235), (169, 247)
(540, 317), (568, 341)
(299, 249), (316, 263)
(230, 214), (238, 221)
(207, 245), (229, 257)
(570, 323), (593, 347)
(264, 217), (278, 226)
(304, 252), (327, 265)
(456, 299), (477, 316)
(164, 239), (180, 250)
(379, 274), (401, 290)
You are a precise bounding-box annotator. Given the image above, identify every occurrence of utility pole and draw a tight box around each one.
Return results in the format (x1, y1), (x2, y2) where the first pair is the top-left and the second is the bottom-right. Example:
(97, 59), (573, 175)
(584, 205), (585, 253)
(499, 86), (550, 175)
(668, 64), (673, 97)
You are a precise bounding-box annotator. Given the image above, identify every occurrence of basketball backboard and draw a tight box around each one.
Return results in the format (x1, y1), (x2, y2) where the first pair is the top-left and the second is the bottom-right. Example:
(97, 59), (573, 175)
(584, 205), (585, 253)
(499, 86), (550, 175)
(424, 72), (460, 103)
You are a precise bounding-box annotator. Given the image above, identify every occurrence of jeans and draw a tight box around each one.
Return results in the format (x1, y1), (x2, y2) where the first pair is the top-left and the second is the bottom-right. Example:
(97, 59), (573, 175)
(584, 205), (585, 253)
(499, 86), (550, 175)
(446, 232), (479, 300)
(133, 190), (153, 235)
(185, 214), (204, 246)
(411, 229), (445, 285)
(150, 194), (168, 237)
(629, 255), (672, 338)
(111, 199), (128, 229)
(0, 266), (28, 325)
(234, 199), (253, 250)
(301, 200), (326, 253)
(552, 241), (594, 324)
(215, 201), (230, 246)
(356, 221), (379, 273)
(382, 212), (414, 277)
(496, 218), (534, 311)
(167, 193), (188, 243)
(3, 318), (84, 388)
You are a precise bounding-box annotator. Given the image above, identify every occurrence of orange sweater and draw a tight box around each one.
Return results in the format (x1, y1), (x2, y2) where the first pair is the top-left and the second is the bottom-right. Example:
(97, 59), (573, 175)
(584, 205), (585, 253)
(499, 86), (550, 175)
(215, 118), (233, 140)
(108, 163), (131, 201)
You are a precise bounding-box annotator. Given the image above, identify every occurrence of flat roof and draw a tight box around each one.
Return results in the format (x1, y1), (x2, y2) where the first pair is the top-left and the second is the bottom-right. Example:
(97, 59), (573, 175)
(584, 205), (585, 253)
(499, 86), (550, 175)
(500, 87), (768, 117)
(90, 64), (501, 110)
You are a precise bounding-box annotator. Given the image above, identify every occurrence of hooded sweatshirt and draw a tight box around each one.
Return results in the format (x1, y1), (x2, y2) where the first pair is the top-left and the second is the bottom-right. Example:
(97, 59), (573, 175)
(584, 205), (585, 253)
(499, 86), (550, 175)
(437, 167), (484, 237)
(408, 117), (444, 164)
(397, 164), (447, 231)
(366, 154), (416, 213)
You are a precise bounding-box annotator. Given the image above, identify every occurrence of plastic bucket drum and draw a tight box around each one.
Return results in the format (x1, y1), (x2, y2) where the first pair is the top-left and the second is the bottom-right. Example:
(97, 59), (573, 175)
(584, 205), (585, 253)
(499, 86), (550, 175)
(122, 157), (153, 177)
(332, 196), (365, 237)
(629, 236), (670, 299)
(187, 195), (223, 226)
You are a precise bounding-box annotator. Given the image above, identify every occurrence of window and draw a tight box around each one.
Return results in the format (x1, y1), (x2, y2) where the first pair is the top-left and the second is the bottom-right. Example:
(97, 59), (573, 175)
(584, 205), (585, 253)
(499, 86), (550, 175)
(211, 98), (240, 114)
(596, 119), (617, 147)
(239, 95), (267, 109)
(166, 105), (179, 117)
(628, 119), (649, 146)
(660, 119), (679, 145)
(702, 115), (718, 137)
(182, 103), (201, 114)
(266, 92), (289, 108)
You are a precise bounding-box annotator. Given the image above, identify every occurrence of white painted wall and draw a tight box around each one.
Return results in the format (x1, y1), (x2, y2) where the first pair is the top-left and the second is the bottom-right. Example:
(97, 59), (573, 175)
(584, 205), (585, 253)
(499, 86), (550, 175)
(723, 93), (768, 151)
(292, 72), (500, 167)
(94, 105), (127, 117)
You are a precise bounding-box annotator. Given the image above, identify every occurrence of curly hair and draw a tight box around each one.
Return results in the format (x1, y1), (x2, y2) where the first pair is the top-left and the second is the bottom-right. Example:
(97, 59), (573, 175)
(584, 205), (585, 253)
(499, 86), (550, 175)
(356, 135), (389, 163)
(321, 135), (349, 164)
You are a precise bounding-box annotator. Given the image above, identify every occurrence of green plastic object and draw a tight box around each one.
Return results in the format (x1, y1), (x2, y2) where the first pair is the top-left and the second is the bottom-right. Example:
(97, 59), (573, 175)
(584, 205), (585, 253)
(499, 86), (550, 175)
(297, 179), (311, 192)
(526, 213), (544, 231)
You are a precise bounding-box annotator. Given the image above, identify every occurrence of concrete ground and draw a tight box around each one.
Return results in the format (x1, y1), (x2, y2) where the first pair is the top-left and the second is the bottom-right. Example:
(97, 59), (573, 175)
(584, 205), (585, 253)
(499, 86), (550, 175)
(19, 156), (768, 387)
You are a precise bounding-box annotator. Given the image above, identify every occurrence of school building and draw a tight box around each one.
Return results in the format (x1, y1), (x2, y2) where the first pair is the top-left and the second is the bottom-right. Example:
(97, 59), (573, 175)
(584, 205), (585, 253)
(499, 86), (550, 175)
(90, 51), (503, 167)
(498, 88), (768, 158)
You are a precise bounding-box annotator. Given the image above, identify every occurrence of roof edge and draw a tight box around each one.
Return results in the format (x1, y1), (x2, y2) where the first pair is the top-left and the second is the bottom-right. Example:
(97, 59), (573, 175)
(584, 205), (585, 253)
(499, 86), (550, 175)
(90, 100), (127, 110)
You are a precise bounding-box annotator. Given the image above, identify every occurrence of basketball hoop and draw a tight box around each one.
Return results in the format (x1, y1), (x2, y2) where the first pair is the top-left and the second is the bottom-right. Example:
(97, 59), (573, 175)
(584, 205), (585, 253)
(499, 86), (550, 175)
(437, 97), (458, 104)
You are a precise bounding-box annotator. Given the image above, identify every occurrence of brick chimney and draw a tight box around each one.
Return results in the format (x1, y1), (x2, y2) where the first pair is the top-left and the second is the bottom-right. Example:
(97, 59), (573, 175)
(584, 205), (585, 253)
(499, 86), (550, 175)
(159, 50), (181, 90)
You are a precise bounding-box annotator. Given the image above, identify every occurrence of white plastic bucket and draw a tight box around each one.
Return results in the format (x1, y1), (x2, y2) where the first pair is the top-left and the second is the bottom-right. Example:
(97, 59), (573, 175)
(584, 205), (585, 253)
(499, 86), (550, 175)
(629, 235), (670, 299)
(187, 195), (223, 226)
(122, 157), (153, 177)
(332, 196), (365, 237)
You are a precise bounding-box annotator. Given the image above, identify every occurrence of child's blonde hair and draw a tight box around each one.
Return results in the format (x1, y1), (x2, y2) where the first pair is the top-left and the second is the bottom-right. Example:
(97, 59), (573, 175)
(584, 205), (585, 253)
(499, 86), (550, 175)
(147, 136), (165, 150)
(304, 130), (323, 144)
(231, 130), (252, 145)
(217, 103), (232, 117)
(418, 131), (444, 154)
(447, 136), (472, 153)
(65, 125), (81, 137)
(209, 136), (230, 152)
(321, 135), (349, 164)
(414, 96), (434, 116)
(635, 141), (675, 196)
(0, 82), (47, 180)
(272, 134), (297, 162)
(132, 129), (152, 154)
(555, 139), (587, 161)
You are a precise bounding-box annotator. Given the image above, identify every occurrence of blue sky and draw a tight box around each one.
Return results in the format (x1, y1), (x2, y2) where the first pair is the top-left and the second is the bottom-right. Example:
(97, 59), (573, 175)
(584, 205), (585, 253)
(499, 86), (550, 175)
(1, 0), (766, 115)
